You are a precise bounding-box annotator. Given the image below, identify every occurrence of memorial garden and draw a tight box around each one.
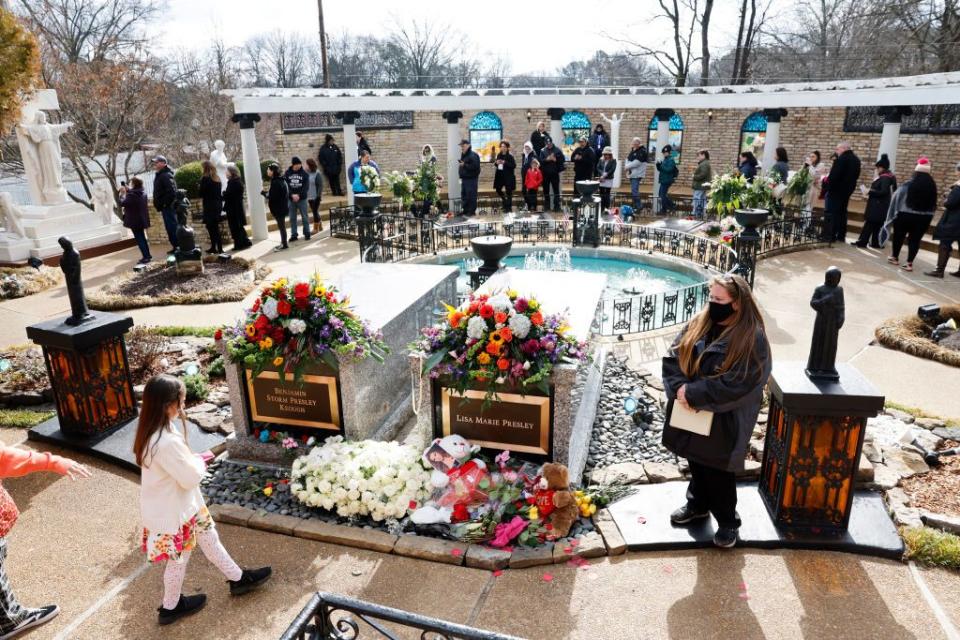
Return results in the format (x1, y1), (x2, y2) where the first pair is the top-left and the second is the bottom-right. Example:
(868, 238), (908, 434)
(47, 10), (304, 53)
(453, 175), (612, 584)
(2, 4), (960, 638)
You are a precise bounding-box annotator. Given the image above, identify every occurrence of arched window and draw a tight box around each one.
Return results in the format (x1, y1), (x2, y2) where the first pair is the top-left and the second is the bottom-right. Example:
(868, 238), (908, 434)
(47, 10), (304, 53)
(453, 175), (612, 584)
(468, 111), (502, 162)
(561, 111), (591, 158)
(740, 111), (767, 159)
(648, 113), (684, 163)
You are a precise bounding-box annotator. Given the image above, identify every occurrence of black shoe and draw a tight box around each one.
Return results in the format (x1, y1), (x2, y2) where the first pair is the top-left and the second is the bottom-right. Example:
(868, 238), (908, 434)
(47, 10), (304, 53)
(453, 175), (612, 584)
(924, 269), (945, 278)
(713, 527), (739, 548)
(850, 242), (867, 247)
(166, 248), (177, 255)
(869, 244), (881, 249)
(0, 605), (59, 639)
(289, 235), (299, 242)
(229, 567), (272, 596)
(273, 245), (288, 252)
(952, 270), (960, 278)
(670, 505), (710, 525)
(157, 594), (206, 626)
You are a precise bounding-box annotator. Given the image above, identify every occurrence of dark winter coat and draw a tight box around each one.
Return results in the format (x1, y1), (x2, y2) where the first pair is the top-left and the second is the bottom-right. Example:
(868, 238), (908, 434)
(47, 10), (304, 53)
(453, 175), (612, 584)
(596, 157), (617, 186)
(591, 131), (610, 156)
(152, 165), (177, 211)
(538, 145), (565, 177)
(571, 146), (597, 181)
(658, 155), (679, 185)
(530, 129), (550, 155)
(934, 183), (960, 241)
(223, 177), (245, 221)
(198, 176), (223, 225)
(864, 171), (897, 224)
(263, 175), (289, 217)
(357, 137), (372, 157)
(120, 187), (149, 230)
(661, 326), (772, 473)
(284, 166), (309, 199)
(318, 143), (343, 174)
(459, 148), (481, 180)
(826, 149), (862, 200)
(738, 160), (757, 182)
(493, 151), (516, 190)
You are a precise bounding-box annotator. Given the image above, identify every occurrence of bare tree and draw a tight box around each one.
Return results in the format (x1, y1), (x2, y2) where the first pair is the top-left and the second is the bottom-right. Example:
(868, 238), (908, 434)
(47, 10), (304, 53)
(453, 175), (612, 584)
(606, 0), (700, 87)
(241, 31), (311, 88)
(729, 0), (774, 83)
(317, 0), (330, 87)
(383, 17), (461, 87)
(700, 0), (714, 85)
(13, 0), (156, 66)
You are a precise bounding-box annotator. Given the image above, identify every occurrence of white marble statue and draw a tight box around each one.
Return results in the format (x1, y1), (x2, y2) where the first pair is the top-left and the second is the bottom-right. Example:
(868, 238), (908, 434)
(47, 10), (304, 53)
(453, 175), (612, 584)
(210, 140), (229, 191)
(92, 183), (115, 225)
(0, 193), (27, 238)
(17, 111), (72, 206)
(600, 112), (626, 189)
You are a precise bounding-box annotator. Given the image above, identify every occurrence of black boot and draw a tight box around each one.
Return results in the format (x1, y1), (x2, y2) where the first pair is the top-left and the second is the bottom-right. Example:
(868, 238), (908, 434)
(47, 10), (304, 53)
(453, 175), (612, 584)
(924, 245), (952, 277)
(229, 566), (272, 596)
(158, 594), (207, 625)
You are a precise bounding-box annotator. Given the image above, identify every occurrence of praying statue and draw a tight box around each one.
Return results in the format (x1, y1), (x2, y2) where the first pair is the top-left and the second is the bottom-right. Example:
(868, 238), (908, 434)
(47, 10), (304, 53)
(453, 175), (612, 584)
(17, 111), (72, 206)
(58, 237), (93, 326)
(805, 267), (845, 381)
(209, 140), (229, 192)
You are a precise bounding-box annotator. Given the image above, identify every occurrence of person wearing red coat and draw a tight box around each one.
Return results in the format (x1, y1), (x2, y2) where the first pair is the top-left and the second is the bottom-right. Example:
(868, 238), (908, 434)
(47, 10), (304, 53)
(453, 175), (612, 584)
(524, 159), (543, 212)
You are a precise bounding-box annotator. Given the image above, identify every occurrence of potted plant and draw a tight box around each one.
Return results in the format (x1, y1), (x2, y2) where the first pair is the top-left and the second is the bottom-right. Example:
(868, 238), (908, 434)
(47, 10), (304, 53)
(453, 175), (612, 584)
(412, 161), (441, 218)
(384, 170), (415, 212)
(707, 173), (748, 216)
(354, 166), (382, 215)
(784, 164), (814, 208)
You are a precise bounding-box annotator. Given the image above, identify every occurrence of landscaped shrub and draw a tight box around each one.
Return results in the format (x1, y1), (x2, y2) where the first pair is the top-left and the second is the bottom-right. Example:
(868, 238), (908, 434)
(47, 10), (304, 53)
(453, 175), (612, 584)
(207, 355), (225, 379)
(182, 372), (209, 403)
(902, 526), (960, 570)
(174, 161), (203, 199)
(125, 326), (168, 382)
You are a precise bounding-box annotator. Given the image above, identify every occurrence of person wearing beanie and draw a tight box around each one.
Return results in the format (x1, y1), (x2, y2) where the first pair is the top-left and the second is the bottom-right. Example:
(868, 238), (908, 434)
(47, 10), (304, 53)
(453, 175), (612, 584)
(284, 157), (311, 242)
(317, 134), (343, 196)
(852, 153), (897, 248)
(880, 157), (937, 271)
(624, 137), (649, 210)
(925, 161), (960, 277)
(823, 141), (862, 242)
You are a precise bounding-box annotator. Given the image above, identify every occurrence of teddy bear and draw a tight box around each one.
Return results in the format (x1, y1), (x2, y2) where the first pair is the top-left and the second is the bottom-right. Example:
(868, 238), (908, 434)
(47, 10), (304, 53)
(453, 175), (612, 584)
(536, 463), (579, 539)
(410, 435), (488, 524)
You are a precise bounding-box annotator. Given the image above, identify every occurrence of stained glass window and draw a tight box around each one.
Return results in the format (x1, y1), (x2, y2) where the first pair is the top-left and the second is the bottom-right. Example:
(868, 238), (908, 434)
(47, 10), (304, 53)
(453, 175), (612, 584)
(469, 111), (503, 162)
(740, 111), (768, 158)
(561, 110), (591, 158)
(647, 113), (684, 164)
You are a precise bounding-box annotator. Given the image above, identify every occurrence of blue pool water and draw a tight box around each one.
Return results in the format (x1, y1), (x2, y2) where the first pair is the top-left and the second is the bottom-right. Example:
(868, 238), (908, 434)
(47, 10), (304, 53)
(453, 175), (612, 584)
(457, 255), (706, 300)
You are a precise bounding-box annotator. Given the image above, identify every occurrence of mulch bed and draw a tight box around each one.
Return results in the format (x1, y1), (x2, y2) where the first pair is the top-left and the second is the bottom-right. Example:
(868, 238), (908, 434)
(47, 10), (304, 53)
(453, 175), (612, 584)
(900, 440), (960, 518)
(0, 265), (61, 300)
(875, 304), (960, 368)
(88, 257), (270, 310)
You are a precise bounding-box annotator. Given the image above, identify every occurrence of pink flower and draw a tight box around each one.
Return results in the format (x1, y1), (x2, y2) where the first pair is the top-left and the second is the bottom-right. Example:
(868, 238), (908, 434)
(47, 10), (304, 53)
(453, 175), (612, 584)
(282, 437), (299, 449)
(489, 516), (527, 548)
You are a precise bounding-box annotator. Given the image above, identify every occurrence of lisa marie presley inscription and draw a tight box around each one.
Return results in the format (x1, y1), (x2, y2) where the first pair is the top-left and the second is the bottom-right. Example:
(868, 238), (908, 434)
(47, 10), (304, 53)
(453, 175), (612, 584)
(458, 415), (536, 430)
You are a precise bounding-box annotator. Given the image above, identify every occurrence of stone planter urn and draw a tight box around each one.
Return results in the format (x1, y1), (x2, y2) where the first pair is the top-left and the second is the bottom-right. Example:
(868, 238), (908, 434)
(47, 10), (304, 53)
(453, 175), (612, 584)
(470, 235), (512, 274)
(354, 193), (382, 216)
(735, 208), (770, 238)
(575, 180), (600, 198)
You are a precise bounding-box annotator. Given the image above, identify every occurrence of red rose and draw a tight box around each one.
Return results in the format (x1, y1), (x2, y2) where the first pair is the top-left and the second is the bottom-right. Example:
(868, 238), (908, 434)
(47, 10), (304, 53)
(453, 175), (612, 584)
(214, 329), (223, 341)
(479, 304), (494, 319)
(494, 311), (508, 324)
(409, 500), (418, 510)
(468, 301), (479, 314)
(277, 299), (292, 316)
(497, 358), (510, 371)
(294, 282), (311, 299)
(252, 299), (261, 312)
(451, 503), (470, 522)
(326, 291), (335, 302)
(254, 314), (270, 330)
(272, 327), (285, 341)
(295, 298), (309, 310)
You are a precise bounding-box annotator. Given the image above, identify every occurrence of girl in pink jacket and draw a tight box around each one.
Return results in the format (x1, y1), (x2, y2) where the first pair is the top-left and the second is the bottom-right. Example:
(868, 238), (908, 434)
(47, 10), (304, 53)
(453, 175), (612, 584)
(0, 444), (90, 638)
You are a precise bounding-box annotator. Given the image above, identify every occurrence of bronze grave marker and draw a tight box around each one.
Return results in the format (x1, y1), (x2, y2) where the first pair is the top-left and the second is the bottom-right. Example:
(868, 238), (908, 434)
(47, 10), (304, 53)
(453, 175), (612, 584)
(246, 369), (341, 432)
(440, 388), (551, 456)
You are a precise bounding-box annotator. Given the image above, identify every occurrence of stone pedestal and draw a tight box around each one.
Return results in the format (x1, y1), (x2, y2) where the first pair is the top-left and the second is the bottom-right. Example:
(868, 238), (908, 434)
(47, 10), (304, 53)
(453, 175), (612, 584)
(225, 263), (459, 463)
(411, 269), (606, 481)
(0, 201), (128, 263)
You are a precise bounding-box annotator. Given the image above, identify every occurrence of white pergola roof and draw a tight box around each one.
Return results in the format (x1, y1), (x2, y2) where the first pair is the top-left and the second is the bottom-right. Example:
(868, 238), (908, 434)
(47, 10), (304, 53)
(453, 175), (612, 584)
(223, 71), (960, 113)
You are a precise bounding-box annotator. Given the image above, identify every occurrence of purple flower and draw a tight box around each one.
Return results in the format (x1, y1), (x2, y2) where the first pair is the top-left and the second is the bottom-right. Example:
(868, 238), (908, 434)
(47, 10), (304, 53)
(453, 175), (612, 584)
(329, 317), (344, 329)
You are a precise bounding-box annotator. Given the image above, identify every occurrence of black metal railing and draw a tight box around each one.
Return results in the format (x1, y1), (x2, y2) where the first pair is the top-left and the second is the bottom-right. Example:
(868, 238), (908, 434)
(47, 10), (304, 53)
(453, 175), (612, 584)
(596, 223), (738, 273)
(596, 280), (712, 336)
(357, 213), (435, 263)
(281, 592), (523, 640)
(756, 214), (830, 256)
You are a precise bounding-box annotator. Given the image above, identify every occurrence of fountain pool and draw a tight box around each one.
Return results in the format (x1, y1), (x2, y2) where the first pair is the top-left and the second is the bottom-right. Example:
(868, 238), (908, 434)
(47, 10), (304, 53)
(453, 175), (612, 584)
(455, 253), (707, 301)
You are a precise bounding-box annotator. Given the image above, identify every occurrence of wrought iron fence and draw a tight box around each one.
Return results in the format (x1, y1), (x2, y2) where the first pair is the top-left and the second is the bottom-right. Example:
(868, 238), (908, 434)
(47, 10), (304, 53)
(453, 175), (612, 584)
(596, 222), (738, 273)
(597, 281), (712, 336)
(756, 214), (829, 256)
(281, 592), (523, 640)
(357, 213), (435, 263)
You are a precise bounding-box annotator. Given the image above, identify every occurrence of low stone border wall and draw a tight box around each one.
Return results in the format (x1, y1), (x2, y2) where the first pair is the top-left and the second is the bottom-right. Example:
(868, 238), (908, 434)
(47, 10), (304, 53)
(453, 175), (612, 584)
(207, 502), (626, 570)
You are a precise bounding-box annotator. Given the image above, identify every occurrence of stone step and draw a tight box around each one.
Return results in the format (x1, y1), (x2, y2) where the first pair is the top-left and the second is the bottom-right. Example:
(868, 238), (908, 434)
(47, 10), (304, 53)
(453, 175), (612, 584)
(22, 208), (109, 240)
(30, 226), (128, 259)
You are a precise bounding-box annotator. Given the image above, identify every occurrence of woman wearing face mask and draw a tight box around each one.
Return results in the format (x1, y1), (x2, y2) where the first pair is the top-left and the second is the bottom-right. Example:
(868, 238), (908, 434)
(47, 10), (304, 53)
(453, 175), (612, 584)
(661, 274), (771, 549)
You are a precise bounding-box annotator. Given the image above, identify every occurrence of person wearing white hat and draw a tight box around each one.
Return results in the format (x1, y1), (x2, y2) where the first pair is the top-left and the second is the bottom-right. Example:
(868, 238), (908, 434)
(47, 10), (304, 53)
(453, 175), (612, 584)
(596, 146), (617, 211)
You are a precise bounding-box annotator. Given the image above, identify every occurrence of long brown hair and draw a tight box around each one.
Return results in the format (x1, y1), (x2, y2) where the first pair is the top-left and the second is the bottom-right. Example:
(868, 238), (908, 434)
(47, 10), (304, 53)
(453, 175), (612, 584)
(133, 374), (185, 466)
(676, 274), (767, 380)
(201, 160), (220, 183)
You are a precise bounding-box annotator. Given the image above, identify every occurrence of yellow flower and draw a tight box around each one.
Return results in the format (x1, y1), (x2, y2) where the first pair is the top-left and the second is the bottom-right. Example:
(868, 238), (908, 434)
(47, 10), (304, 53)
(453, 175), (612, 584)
(273, 356), (283, 366)
(477, 352), (491, 365)
(259, 337), (274, 350)
(263, 486), (273, 497)
(528, 299), (540, 310)
(528, 506), (539, 520)
(490, 331), (504, 345)
(588, 504), (597, 516)
(274, 277), (288, 290)
(557, 324), (569, 335)
(314, 285), (325, 297)
(245, 324), (256, 337)
(506, 289), (518, 299)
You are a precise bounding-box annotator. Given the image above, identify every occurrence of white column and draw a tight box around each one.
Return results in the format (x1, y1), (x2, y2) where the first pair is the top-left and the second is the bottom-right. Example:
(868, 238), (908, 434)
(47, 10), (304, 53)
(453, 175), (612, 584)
(878, 121), (902, 175)
(547, 108), (564, 150)
(601, 112), (626, 188)
(234, 113), (267, 242)
(653, 109), (673, 214)
(760, 109), (786, 177)
(443, 111), (462, 209)
(341, 112), (359, 207)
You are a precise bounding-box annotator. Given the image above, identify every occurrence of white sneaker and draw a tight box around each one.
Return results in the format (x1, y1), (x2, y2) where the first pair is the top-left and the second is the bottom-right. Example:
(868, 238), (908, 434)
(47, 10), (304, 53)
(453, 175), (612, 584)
(0, 605), (60, 639)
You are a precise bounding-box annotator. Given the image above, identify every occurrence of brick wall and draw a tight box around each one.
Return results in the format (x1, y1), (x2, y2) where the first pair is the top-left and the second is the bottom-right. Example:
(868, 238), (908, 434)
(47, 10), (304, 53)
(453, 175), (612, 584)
(274, 107), (960, 194)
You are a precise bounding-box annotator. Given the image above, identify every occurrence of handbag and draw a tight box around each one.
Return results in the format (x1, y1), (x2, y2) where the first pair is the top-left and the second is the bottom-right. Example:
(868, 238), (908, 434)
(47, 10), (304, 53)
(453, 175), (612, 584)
(0, 484), (19, 537)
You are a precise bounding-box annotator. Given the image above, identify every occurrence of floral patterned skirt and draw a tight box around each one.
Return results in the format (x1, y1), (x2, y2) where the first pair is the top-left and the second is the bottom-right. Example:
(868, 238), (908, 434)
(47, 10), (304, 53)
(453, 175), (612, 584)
(141, 505), (215, 564)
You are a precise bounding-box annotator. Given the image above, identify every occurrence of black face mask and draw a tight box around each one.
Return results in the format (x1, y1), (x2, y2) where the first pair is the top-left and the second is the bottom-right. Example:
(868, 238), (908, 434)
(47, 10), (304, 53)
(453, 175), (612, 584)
(708, 301), (735, 324)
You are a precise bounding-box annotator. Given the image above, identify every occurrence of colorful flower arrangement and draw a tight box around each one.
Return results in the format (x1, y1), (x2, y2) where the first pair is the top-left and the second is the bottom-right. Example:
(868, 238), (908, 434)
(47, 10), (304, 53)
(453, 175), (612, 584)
(358, 165), (381, 194)
(707, 173), (748, 216)
(290, 437), (432, 521)
(413, 159), (441, 204)
(223, 274), (387, 381)
(410, 288), (587, 402)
